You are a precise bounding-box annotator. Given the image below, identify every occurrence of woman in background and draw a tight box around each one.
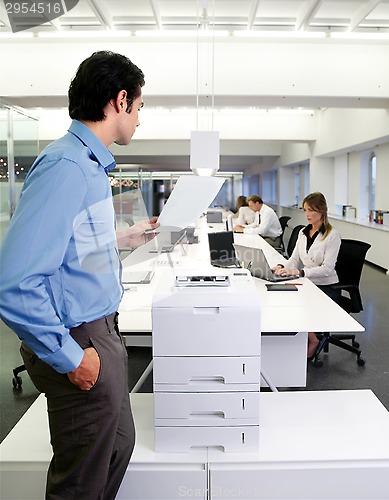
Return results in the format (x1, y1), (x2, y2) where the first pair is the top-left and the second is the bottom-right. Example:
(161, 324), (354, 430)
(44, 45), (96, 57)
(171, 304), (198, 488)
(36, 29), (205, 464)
(273, 192), (341, 359)
(234, 195), (255, 225)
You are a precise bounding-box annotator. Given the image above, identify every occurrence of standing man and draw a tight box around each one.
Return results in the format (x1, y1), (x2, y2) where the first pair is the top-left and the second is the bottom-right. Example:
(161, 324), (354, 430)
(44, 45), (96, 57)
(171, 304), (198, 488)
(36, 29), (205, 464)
(0, 51), (158, 499)
(234, 195), (282, 248)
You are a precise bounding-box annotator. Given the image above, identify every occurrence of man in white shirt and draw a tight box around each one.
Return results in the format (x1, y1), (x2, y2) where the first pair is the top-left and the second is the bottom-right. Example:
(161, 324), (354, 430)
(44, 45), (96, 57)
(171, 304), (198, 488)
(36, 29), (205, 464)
(234, 195), (282, 248)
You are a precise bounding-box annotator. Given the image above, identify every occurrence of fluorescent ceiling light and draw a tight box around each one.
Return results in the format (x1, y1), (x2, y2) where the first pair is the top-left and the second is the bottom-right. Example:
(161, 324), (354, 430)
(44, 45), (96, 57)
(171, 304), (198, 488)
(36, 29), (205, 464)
(233, 30), (326, 39)
(0, 32), (34, 38)
(37, 30), (130, 38)
(267, 108), (315, 115)
(134, 30), (229, 38)
(218, 108), (267, 115)
(330, 32), (389, 41)
(143, 108), (315, 115)
(192, 168), (217, 177)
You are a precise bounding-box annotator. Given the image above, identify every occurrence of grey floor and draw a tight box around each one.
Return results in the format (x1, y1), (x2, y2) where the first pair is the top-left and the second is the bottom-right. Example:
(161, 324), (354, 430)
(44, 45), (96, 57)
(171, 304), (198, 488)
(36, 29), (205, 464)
(1, 262), (389, 443)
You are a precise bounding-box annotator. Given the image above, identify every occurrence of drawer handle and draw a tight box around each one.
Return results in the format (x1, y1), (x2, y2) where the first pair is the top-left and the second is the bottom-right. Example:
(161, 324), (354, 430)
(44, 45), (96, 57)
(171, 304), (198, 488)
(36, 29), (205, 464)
(189, 377), (225, 384)
(193, 307), (220, 315)
(189, 412), (225, 419)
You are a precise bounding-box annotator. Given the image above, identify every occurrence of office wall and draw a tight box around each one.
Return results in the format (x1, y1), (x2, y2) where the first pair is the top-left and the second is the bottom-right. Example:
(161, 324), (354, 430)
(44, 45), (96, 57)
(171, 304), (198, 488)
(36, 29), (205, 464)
(2, 37), (388, 225)
(314, 108), (389, 157)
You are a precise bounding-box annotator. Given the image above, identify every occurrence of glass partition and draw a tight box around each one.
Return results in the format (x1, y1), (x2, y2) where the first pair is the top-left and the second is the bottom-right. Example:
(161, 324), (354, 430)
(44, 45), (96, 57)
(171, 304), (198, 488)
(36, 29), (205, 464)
(0, 103), (39, 241)
(109, 167), (243, 225)
(0, 107), (8, 240)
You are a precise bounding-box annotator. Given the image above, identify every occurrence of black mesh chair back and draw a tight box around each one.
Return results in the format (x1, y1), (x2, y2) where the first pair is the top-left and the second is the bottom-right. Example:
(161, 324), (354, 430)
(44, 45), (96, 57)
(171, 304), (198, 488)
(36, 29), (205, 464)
(313, 238), (371, 367)
(275, 216), (291, 254)
(279, 216), (291, 232)
(286, 225), (305, 258)
(335, 239), (371, 289)
(333, 239), (371, 314)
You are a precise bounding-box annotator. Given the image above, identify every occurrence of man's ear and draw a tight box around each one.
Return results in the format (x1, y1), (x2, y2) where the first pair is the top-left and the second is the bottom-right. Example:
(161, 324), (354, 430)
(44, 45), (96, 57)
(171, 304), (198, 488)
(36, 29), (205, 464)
(112, 91), (127, 113)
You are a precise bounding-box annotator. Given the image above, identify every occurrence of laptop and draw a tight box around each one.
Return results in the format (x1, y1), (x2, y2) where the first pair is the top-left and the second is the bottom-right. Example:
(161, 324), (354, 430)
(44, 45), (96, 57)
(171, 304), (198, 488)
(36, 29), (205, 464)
(149, 229), (186, 254)
(207, 211), (223, 223)
(122, 269), (155, 285)
(122, 257), (158, 285)
(233, 244), (295, 282)
(208, 231), (240, 268)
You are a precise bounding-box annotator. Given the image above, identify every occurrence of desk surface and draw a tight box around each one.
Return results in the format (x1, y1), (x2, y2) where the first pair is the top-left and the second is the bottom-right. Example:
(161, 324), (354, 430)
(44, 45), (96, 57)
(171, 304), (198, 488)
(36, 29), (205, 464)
(119, 217), (363, 335)
(1, 391), (389, 500)
(2, 390), (389, 464)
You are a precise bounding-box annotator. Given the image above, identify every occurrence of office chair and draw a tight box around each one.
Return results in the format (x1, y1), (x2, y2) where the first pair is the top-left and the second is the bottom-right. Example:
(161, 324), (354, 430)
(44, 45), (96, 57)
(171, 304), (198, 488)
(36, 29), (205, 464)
(313, 239), (371, 367)
(286, 224), (305, 258)
(275, 216), (291, 255)
(12, 364), (25, 389)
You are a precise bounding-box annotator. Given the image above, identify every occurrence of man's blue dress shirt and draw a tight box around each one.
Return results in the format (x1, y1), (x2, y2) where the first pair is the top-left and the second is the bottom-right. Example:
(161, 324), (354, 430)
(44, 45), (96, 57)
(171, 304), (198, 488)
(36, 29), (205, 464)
(0, 120), (123, 373)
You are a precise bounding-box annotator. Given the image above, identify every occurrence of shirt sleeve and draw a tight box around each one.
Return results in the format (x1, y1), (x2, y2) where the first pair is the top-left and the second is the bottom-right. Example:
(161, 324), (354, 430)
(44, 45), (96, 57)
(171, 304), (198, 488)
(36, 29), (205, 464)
(243, 208), (272, 235)
(0, 157), (87, 373)
(255, 208), (272, 236)
(236, 207), (246, 226)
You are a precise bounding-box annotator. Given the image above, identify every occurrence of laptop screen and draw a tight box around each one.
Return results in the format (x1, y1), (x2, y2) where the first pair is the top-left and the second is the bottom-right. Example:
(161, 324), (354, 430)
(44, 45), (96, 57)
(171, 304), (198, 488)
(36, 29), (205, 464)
(233, 245), (271, 279)
(208, 231), (236, 263)
(207, 211), (223, 223)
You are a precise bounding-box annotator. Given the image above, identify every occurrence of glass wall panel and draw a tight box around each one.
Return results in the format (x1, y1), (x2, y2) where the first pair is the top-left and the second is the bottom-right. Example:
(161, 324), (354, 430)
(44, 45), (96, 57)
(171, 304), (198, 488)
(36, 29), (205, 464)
(12, 110), (39, 212)
(0, 105), (39, 241)
(0, 107), (9, 241)
(109, 168), (243, 226)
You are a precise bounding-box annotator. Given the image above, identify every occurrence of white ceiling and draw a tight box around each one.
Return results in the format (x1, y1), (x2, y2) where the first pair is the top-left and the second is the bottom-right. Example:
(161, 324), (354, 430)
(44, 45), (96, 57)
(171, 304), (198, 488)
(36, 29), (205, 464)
(1, 1), (389, 173)
(1, 0), (389, 34)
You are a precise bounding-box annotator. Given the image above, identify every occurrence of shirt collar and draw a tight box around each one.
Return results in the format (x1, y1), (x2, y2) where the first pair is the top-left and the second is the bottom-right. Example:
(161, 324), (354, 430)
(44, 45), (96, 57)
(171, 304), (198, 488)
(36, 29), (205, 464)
(68, 120), (116, 174)
(303, 223), (325, 237)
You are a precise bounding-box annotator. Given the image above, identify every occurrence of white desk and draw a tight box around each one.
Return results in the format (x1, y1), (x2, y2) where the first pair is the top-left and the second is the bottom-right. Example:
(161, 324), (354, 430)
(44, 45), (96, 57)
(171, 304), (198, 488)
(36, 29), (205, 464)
(119, 218), (363, 388)
(1, 390), (388, 500)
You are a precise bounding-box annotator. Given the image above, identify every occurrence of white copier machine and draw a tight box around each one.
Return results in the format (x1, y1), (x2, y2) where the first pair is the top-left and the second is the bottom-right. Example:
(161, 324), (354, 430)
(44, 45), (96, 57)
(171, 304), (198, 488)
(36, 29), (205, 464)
(152, 268), (261, 453)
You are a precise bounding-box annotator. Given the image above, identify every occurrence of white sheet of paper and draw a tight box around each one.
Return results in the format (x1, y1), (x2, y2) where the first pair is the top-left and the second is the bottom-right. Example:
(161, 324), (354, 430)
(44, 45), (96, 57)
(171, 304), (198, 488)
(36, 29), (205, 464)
(157, 175), (226, 229)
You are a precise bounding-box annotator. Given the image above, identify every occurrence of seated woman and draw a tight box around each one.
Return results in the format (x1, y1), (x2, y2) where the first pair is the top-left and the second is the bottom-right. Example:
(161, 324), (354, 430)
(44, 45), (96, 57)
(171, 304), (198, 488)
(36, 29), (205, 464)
(233, 195), (255, 225)
(273, 192), (341, 359)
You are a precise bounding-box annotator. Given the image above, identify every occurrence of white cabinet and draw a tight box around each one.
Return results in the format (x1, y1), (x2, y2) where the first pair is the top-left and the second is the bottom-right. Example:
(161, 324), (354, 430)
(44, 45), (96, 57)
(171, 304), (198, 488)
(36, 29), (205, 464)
(153, 356), (261, 392)
(152, 270), (261, 453)
(117, 466), (207, 500)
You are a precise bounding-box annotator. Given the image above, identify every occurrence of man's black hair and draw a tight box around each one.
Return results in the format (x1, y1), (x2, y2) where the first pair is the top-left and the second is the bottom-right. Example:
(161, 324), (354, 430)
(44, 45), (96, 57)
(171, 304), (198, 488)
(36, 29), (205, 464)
(68, 51), (145, 122)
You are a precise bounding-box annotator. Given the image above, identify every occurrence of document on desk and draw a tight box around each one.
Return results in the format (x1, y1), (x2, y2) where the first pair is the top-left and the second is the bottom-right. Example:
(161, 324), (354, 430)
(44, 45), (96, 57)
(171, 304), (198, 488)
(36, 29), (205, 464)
(120, 176), (225, 267)
(157, 175), (225, 230)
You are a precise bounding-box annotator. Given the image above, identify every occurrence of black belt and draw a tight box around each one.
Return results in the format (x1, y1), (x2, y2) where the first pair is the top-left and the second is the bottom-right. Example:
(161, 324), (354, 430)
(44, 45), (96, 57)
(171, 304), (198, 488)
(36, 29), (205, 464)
(70, 312), (118, 335)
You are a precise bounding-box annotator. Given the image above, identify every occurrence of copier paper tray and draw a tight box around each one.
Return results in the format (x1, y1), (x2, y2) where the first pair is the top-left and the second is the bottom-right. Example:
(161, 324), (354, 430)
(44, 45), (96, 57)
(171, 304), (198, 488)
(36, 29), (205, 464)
(175, 275), (230, 287)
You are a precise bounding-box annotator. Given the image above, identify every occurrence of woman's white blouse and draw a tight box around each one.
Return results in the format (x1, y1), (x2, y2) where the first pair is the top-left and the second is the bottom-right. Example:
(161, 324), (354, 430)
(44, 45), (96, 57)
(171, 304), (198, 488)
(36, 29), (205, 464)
(236, 206), (255, 225)
(285, 227), (341, 285)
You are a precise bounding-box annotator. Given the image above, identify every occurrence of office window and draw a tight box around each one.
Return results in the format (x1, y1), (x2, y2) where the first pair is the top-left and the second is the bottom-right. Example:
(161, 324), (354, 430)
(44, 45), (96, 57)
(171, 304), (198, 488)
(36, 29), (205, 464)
(293, 172), (300, 207)
(262, 170), (277, 204)
(369, 153), (376, 211)
(292, 163), (309, 208)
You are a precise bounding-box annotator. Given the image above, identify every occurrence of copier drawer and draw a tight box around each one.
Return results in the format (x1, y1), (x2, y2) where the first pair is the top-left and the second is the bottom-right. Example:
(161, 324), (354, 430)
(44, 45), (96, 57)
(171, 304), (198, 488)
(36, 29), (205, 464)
(153, 356), (260, 392)
(154, 424), (260, 453)
(154, 392), (260, 425)
(152, 307), (260, 356)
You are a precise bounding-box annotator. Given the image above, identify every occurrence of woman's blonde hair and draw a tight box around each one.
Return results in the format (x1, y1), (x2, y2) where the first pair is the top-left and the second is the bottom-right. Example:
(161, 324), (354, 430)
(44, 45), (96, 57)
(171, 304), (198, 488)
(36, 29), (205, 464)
(303, 192), (332, 239)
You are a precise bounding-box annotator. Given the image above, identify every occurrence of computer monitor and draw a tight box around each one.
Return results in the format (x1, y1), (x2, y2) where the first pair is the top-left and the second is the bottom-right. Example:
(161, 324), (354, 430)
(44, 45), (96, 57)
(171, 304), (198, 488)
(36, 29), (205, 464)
(206, 211), (223, 223)
(208, 231), (239, 267)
